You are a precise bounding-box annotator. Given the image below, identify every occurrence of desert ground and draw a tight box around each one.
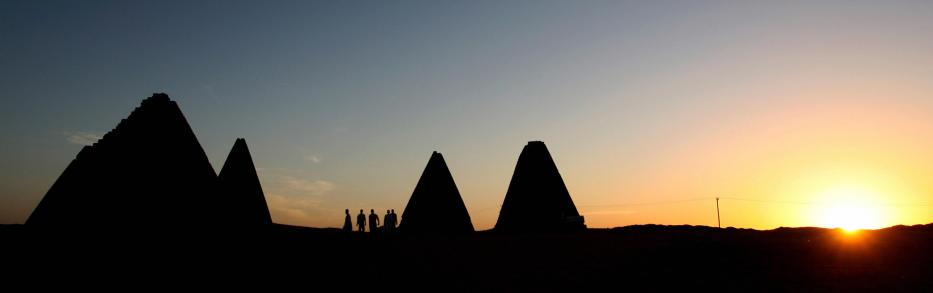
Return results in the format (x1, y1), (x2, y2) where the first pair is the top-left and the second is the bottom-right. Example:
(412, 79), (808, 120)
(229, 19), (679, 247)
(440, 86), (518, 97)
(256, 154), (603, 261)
(5, 224), (933, 291)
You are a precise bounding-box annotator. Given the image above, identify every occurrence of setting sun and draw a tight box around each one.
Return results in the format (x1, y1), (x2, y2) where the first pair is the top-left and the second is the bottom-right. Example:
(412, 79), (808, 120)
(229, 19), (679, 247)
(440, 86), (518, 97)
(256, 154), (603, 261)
(814, 186), (885, 231)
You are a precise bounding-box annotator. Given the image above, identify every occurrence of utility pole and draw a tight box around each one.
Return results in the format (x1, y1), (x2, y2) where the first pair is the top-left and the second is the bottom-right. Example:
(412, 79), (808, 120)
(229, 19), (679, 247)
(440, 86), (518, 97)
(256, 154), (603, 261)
(716, 197), (721, 228)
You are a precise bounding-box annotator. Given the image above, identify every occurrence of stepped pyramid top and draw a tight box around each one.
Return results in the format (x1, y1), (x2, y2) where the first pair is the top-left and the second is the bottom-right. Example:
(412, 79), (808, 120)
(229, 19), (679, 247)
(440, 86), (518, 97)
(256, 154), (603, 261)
(27, 93), (220, 228)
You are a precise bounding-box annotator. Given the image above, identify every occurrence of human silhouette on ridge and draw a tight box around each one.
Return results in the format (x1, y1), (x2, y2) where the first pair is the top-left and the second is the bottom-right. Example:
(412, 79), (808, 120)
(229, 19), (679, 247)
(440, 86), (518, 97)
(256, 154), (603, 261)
(369, 209), (380, 233)
(343, 209), (352, 232)
(390, 209), (398, 231)
(383, 210), (392, 233)
(357, 209), (366, 232)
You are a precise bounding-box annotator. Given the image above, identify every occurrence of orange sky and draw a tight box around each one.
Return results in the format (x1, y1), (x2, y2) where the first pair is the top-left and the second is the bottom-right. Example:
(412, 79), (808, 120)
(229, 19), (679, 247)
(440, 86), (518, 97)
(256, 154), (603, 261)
(3, 2), (933, 230)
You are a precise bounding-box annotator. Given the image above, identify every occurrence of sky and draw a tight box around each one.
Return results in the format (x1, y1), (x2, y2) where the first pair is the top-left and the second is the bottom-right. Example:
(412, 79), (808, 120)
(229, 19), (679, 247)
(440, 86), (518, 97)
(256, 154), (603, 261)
(3, 0), (933, 230)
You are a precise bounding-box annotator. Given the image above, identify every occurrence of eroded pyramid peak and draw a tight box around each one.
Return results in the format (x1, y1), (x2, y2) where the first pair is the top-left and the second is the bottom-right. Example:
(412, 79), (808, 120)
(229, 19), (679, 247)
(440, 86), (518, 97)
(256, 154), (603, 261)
(143, 92), (171, 104)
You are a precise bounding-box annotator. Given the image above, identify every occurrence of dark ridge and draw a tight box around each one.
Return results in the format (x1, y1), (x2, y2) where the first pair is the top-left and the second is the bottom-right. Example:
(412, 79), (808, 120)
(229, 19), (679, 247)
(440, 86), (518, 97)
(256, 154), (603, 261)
(399, 151), (474, 234)
(495, 141), (585, 232)
(8, 223), (933, 291)
(217, 138), (273, 226)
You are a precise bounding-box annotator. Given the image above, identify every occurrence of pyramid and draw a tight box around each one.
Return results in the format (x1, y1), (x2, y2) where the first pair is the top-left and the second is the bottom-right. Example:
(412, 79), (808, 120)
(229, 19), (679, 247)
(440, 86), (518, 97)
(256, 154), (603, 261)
(26, 93), (221, 228)
(217, 138), (273, 226)
(495, 141), (585, 232)
(399, 151), (474, 233)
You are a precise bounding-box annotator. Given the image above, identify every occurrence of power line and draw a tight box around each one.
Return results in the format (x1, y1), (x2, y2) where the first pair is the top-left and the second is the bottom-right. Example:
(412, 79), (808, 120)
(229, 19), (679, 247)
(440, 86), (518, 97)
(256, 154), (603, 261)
(578, 195), (933, 208)
(720, 196), (933, 207)
(467, 195), (933, 229)
(574, 195), (933, 228)
(577, 197), (712, 208)
(717, 196), (815, 206)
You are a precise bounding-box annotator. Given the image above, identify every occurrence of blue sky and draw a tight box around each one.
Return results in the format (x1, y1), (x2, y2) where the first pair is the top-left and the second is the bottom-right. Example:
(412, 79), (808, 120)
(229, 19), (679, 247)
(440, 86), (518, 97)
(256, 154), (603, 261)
(3, 1), (933, 229)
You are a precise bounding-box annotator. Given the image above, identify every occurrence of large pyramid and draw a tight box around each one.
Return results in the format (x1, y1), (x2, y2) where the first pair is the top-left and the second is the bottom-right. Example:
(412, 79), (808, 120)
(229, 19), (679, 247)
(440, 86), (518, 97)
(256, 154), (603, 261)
(217, 138), (273, 226)
(27, 93), (222, 228)
(495, 141), (585, 232)
(399, 151), (474, 233)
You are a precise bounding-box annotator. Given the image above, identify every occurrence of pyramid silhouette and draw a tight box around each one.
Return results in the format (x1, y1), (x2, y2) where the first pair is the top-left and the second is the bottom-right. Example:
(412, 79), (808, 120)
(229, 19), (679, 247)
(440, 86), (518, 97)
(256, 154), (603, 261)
(27, 93), (223, 229)
(217, 138), (273, 226)
(495, 141), (585, 232)
(399, 151), (474, 233)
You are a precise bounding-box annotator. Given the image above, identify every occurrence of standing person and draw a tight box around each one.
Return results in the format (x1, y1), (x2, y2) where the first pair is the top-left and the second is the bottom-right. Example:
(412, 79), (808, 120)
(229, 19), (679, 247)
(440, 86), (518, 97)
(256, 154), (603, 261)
(390, 209), (398, 231)
(369, 209), (380, 233)
(357, 209), (366, 232)
(383, 210), (392, 233)
(342, 209), (353, 232)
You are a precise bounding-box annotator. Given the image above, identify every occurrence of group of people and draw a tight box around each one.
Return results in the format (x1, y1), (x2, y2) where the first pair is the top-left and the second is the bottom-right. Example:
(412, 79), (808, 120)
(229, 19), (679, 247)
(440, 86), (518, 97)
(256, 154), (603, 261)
(343, 208), (399, 233)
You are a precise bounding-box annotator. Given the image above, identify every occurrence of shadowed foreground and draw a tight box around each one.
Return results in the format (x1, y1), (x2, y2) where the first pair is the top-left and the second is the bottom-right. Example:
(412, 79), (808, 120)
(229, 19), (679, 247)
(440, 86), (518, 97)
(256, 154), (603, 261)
(5, 224), (933, 291)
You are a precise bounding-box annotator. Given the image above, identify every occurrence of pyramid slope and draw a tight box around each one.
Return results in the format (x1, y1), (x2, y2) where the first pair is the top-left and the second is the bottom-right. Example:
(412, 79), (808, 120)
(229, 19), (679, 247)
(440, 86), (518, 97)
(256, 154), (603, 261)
(399, 151), (474, 233)
(495, 141), (585, 232)
(26, 93), (220, 228)
(217, 138), (273, 226)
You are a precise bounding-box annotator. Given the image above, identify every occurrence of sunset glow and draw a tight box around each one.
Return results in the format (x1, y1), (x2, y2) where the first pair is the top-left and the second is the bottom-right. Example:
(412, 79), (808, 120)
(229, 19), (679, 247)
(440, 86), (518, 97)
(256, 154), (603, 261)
(4, 1), (933, 231)
(815, 186), (884, 231)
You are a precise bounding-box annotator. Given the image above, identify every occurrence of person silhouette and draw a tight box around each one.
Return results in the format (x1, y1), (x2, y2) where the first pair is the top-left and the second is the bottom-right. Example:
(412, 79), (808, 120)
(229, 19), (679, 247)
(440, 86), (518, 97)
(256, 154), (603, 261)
(389, 209), (398, 231)
(388, 209), (396, 232)
(369, 209), (380, 233)
(382, 210), (395, 233)
(343, 209), (353, 232)
(357, 209), (366, 232)
(382, 210), (392, 233)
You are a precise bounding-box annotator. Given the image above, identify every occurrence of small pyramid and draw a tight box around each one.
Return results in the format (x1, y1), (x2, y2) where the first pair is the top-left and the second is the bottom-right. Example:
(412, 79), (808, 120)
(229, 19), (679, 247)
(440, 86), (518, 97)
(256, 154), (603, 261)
(399, 151), (474, 233)
(26, 93), (220, 228)
(217, 138), (273, 226)
(495, 141), (585, 232)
